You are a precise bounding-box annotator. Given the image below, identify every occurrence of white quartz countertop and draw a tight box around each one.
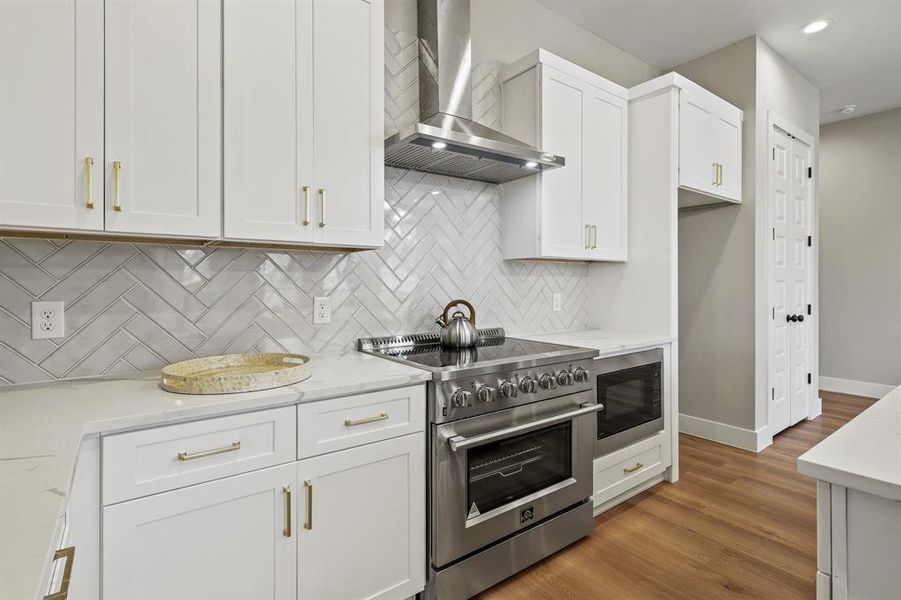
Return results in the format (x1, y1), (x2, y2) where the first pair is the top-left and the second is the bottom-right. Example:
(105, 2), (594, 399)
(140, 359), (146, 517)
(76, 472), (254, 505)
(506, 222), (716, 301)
(798, 385), (901, 501)
(517, 329), (673, 356)
(0, 350), (430, 600)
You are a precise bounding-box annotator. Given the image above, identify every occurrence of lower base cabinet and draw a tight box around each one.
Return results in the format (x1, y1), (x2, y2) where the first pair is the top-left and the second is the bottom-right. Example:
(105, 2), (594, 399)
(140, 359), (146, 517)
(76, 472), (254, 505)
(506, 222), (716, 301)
(102, 463), (297, 600)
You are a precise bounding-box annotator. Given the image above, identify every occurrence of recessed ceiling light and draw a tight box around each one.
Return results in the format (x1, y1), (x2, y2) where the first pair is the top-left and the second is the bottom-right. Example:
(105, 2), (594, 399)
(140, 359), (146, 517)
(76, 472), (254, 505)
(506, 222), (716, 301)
(839, 104), (857, 114)
(802, 19), (832, 34)
(430, 190), (440, 195)
(524, 161), (538, 168)
(431, 141), (447, 150)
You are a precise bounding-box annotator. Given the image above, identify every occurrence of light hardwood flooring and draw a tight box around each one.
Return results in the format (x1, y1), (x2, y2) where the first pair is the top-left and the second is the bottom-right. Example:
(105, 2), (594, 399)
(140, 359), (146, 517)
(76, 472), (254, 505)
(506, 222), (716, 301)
(478, 390), (876, 599)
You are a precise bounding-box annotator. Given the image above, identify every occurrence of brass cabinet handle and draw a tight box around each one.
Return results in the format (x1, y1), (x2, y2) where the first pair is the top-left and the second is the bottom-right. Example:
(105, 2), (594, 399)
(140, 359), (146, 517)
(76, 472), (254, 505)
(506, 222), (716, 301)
(318, 188), (326, 227)
(712, 162), (718, 186)
(718, 163), (723, 186)
(303, 479), (313, 530)
(282, 486), (292, 537)
(177, 440), (241, 462)
(585, 224), (591, 250)
(84, 157), (95, 209)
(344, 412), (389, 427)
(44, 546), (75, 600)
(302, 186), (310, 225)
(591, 225), (598, 249)
(112, 161), (123, 211)
(623, 462), (644, 474)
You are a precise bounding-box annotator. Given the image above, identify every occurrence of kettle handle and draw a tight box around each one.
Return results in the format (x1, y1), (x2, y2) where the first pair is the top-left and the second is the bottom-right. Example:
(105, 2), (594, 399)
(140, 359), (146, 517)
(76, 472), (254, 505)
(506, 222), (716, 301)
(442, 299), (476, 326)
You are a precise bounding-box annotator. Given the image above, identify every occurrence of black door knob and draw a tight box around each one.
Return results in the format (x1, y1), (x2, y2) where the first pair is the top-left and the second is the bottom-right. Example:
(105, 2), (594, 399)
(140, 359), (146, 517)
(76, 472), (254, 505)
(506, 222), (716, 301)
(787, 314), (798, 322)
(797, 315), (805, 322)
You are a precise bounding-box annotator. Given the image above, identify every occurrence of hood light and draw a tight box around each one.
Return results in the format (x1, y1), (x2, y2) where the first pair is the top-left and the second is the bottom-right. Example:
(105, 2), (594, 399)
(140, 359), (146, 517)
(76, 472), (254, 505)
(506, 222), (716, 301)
(431, 141), (447, 150)
(802, 19), (832, 34)
(524, 161), (538, 168)
(839, 104), (857, 114)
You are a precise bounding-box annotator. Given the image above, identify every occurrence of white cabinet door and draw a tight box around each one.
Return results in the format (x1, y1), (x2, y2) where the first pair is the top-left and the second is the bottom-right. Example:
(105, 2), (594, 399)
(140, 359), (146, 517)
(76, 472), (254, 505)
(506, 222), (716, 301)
(105, 0), (221, 238)
(678, 91), (717, 196)
(223, 0), (315, 243)
(714, 109), (742, 201)
(0, 0), (103, 231)
(298, 433), (425, 600)
(313, 0), (384, 248)
(582, 86), (627, 261)
(103, 463), (297, 600)
(539, 66), (585, 259)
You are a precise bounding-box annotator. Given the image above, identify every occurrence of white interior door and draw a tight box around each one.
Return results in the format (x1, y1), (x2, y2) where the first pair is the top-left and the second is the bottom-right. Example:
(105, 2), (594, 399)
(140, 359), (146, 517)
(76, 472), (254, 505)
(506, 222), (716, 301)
(0, 0), (103, 231)
(540, 66), (584, 259)
(769, 125), (813, 435)
(313, 0), (383, 248)
(103, 464), (297, 600)
(105, 0), (221, 237)
(223, 0), (314, 243)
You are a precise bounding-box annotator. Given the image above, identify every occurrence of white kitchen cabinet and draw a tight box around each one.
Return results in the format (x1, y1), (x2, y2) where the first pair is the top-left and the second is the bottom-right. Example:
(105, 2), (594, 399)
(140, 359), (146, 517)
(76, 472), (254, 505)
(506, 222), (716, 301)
(102, 463), (297, 600)
(500, 49), (628, 262)
(224, 0), (384, 248)
(677, 77), (742, 205)
(298, 433), (425, 600)
(0, 0), (103, 232)
(104, 0), (221, 237)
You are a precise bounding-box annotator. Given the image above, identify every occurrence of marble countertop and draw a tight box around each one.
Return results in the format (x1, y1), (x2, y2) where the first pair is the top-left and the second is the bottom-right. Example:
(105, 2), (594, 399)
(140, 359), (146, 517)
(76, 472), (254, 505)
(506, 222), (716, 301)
(798, 384), (901, 501)
(0, 350), (430, 600)
(517, 329), (674, 356)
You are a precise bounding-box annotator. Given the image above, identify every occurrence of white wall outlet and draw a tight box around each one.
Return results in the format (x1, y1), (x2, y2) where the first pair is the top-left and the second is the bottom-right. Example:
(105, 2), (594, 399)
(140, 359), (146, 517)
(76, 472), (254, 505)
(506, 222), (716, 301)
(552, 293), (562, 312)
(313, 296), (332, 324)
(32, 300), (65, 340)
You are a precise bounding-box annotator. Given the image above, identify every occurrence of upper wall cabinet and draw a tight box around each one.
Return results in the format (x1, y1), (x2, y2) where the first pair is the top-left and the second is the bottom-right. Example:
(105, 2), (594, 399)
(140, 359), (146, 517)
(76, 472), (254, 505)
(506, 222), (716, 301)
(104, 0), (222, 237)
(223, 0), (384, 249)
(675, 76), (742, 207)
(0, 0), (103, 232)
(500, 50), (628, 262)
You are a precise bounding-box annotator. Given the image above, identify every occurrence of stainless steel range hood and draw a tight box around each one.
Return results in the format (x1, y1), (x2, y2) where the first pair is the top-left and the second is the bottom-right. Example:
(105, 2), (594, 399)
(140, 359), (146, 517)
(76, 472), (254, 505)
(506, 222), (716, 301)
(384, 0), (564, 184)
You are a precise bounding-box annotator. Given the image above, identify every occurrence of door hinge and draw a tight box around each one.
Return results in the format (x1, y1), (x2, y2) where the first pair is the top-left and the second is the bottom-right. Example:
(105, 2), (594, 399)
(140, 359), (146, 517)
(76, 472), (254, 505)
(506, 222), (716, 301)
(772, 148), (775, 160)
(807, 235), (812, 247)
(808, 166), (812, 179)
(807, 304), (812, 315)
(807, 373), (812, 385)
(772, 307), (775, 319)
(771, 387), (775, 400)
(772, 228), (776, 240)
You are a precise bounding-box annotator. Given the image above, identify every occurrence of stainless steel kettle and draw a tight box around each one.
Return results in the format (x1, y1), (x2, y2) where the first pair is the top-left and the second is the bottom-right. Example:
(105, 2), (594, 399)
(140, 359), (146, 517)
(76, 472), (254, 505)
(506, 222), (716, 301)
(435, 299), (478, 348)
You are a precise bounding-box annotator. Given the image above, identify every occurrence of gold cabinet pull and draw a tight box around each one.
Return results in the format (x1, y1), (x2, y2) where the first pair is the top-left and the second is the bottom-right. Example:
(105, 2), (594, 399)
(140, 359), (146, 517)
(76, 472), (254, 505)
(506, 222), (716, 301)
(84, 157), (95, 209)
(591, 225), (598, 249)
(712, 162), (718, 185)
(318, 188), (326, 227)
(344, 412), (389, 427)
(112, 161), (123, 211)
(623, 462), (644, 474)
(43, 545), (75, 600)
(718, 163), (723, 186)
(303, 479), (313, 530)
(302, 186), (310, 226)
(585, 224), (591, 250)
(282, 486), (292, 537)
(177, 440), (241, 462)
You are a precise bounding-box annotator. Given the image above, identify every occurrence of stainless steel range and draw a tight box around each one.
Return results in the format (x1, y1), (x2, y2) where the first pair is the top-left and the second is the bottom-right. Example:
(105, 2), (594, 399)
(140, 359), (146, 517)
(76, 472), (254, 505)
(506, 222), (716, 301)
(359, 329), (600, 599)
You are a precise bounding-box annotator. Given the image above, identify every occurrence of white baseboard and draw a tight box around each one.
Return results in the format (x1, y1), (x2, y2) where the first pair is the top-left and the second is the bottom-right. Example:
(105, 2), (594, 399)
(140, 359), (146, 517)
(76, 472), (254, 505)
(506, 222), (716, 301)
(819, 376), (894, 399)
(679, 413), (772, 453)
(808, 396), (823, 420)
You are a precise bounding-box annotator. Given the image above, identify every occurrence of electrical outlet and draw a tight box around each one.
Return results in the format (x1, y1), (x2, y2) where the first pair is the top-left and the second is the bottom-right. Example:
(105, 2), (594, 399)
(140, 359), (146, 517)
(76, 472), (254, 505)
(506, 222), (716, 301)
(552, 293), (562, 312)
(313, 296), (332, 324)
(32, 300), (65, 340)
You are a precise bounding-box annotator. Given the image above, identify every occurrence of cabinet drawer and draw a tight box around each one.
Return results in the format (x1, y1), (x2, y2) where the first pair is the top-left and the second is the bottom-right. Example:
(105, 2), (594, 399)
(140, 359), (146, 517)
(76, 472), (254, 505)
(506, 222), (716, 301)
(103, 406), (296, 505)
(593, 441), (663, 505)
(298, 385), (425, 458)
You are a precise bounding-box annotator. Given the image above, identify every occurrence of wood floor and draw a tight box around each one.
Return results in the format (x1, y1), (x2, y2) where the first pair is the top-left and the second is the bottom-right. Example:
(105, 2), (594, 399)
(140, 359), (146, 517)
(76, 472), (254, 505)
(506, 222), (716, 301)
(478, 391), (876, 600)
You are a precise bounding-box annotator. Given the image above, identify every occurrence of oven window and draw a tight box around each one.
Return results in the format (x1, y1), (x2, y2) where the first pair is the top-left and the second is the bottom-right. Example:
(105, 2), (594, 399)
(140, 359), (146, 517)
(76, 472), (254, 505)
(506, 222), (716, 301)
(597, 363), (662, 440)
(466, 422), (572, 517)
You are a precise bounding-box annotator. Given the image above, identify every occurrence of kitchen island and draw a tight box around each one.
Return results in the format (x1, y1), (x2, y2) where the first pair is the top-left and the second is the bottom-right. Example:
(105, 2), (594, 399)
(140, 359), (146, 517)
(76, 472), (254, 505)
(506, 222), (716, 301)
(798, 385), (901, 600)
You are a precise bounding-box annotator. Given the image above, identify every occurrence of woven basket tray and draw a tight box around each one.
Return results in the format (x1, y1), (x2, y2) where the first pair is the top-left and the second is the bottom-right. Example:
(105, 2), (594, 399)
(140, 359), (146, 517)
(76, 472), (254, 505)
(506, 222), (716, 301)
(161, 353), (311, 395)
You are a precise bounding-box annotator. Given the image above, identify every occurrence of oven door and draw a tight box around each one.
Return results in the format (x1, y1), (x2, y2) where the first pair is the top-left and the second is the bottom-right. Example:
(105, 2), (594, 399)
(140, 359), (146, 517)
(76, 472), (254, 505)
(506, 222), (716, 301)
(431, 391), (598, 568)
(594, 348), (663, 456)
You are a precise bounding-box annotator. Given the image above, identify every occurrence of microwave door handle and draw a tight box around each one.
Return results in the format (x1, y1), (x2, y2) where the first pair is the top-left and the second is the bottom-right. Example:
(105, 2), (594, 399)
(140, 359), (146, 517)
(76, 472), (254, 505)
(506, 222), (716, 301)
(448, 402), (604, 452)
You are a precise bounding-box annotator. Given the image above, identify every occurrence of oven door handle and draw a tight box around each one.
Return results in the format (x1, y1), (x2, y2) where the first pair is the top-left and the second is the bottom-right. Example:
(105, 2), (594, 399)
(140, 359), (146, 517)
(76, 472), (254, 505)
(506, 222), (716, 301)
(448, 402), (604, 452)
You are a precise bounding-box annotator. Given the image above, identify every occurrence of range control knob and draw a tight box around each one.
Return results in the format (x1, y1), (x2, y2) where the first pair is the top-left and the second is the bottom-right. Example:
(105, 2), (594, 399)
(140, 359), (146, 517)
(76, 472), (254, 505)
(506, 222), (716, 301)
(572, 367), (589, 383)
(556, 370), (574, 386)
(451, 388), (472, 407)
(476, 384), (496, 403)
(519, 376), (538, 394)
(499, 380), (518, 399)
(538, 373), (557, 390)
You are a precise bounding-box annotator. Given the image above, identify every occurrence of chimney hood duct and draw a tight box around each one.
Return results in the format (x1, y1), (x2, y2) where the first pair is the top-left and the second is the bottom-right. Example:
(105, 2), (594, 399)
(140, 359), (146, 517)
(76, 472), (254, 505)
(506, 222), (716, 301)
(384, 0), (564, 184)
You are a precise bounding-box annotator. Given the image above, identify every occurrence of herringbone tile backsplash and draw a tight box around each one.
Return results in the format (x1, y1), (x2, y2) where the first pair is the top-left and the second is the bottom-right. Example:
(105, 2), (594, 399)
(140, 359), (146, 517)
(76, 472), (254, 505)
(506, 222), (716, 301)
(0, 26), (589, 386)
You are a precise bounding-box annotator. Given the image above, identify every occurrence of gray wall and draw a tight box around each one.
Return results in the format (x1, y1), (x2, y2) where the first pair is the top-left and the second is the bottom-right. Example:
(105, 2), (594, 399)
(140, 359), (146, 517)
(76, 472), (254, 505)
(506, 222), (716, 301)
(819, 107), (901, 386)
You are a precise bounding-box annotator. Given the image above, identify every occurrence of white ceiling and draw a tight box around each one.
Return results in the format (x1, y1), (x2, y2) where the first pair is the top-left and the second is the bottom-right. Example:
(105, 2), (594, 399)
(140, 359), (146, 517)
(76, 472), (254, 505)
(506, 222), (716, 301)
(535, 0), (901, 124)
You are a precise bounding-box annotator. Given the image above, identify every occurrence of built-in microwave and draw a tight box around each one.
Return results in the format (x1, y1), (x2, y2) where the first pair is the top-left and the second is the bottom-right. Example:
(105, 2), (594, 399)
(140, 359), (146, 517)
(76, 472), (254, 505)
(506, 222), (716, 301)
(594, 348), (663, 457)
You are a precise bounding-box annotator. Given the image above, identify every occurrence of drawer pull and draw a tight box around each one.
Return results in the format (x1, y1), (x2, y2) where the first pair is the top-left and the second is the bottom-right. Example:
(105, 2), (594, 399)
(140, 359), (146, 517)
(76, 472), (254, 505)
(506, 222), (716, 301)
(283, 486), (292, 538)
(44, 546), (75, 600)
(303, 479), (313, 530)
(623, 462), (644, 474)
(177, 440), (241, 462)
(343, 412), (389, 427)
